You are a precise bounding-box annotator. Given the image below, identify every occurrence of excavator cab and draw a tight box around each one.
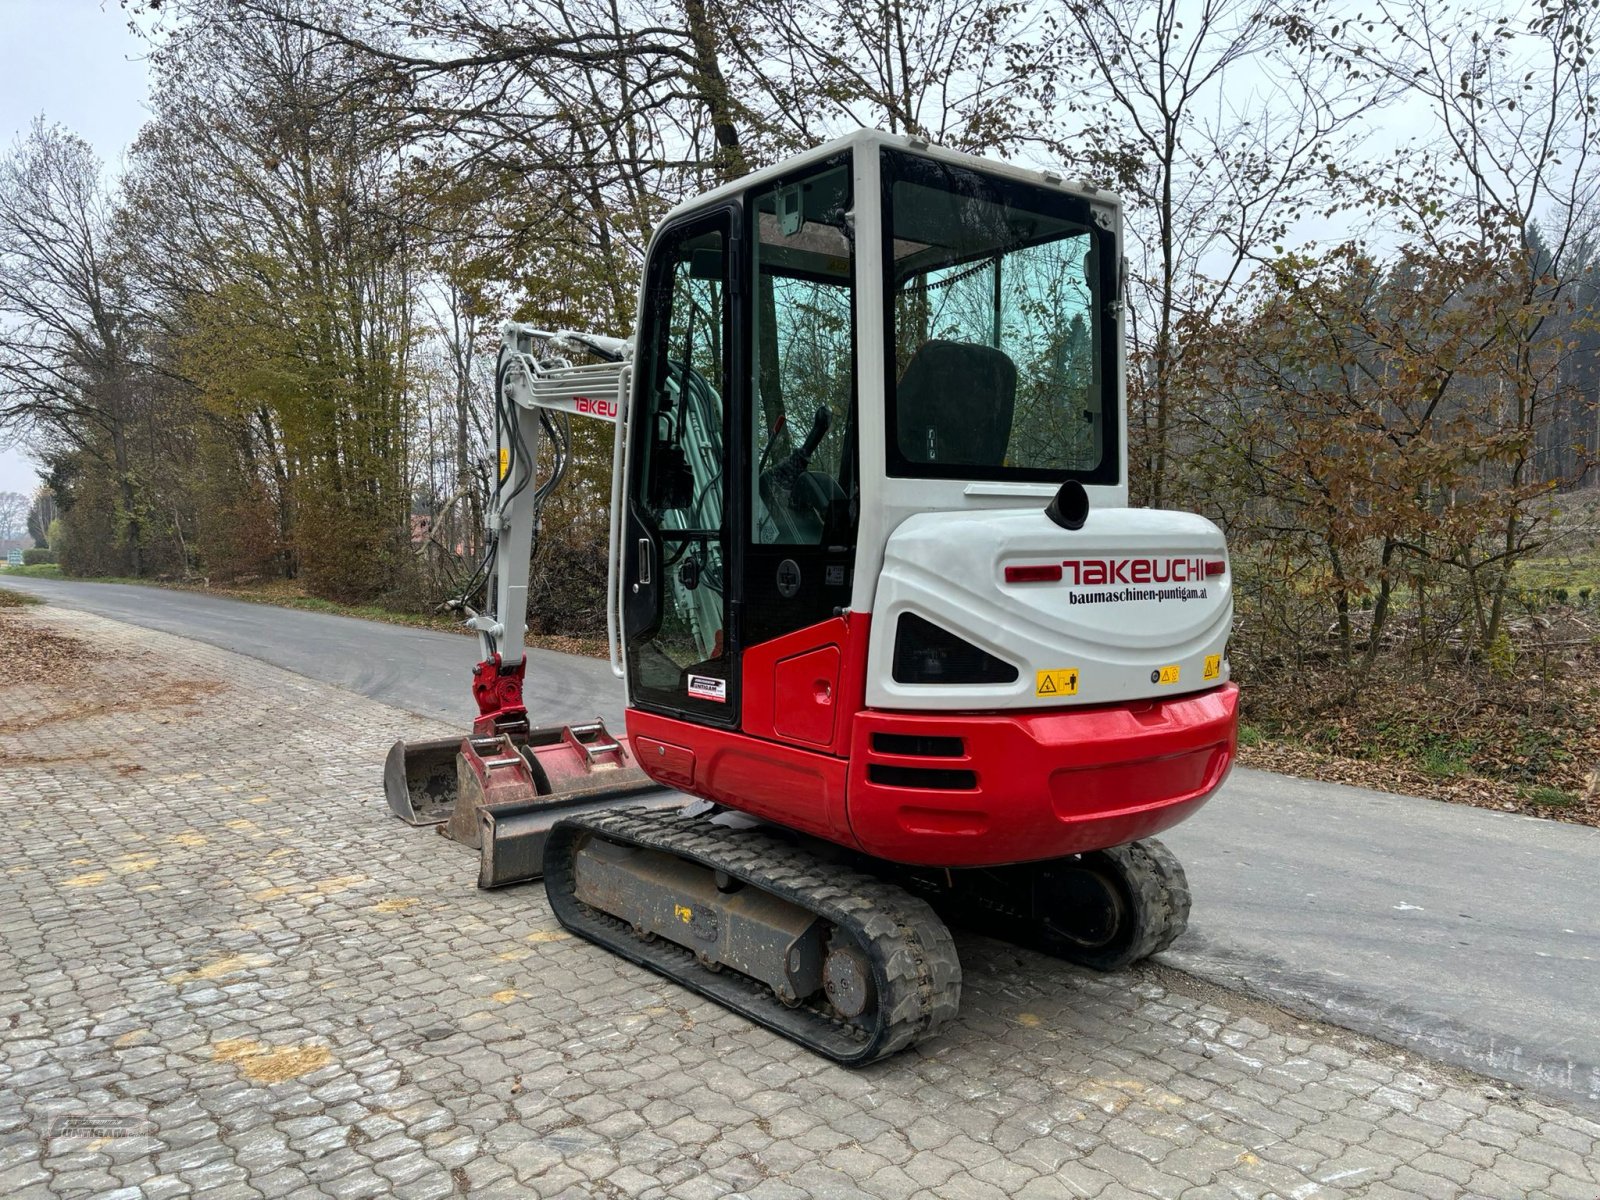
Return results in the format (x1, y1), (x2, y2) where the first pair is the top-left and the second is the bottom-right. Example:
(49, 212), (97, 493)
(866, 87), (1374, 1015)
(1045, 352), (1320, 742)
(616, 133), (1232, 859)
(633, 135), (1111, 656)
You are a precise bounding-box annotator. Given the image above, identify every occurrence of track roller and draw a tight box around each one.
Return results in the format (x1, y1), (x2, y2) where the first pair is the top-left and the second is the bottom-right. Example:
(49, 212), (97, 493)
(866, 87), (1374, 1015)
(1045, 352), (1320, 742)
(543, 808), (961, 1065)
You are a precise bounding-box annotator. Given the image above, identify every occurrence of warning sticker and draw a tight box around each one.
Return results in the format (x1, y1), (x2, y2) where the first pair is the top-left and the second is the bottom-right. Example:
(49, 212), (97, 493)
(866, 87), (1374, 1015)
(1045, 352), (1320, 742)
(1035, 668), (1080, 697)
(1203, 654), (1221, 680)
(1153, 664), (1181, 685)
(687, 674), (727, 703)
(498, 446), (509, 480)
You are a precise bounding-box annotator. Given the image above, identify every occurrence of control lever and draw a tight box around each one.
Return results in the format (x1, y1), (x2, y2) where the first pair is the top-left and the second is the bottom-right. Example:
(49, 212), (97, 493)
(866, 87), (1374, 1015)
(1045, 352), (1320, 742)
(769, 405), (832, 497)
(797, 404), (831, 462)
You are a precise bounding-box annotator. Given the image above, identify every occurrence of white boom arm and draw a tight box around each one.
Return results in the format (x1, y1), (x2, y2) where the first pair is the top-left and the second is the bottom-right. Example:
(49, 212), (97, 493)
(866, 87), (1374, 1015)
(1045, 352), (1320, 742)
(466, 322), (632, 680)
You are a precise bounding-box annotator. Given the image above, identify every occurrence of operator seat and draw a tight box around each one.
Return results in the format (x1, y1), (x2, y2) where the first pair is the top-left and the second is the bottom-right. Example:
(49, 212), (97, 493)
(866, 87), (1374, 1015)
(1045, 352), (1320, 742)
(896, 339), (1018, 466)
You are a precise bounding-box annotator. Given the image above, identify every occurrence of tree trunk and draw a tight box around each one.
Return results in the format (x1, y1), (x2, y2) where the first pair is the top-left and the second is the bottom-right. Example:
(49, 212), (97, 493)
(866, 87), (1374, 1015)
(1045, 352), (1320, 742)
(681, 0), (747, 182)
(110, 418), (143, 576)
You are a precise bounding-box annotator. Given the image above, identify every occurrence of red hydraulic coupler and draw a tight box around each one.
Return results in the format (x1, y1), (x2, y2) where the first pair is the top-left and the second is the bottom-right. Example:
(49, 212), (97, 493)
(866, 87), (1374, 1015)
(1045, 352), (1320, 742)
(471, 655), (528, 736)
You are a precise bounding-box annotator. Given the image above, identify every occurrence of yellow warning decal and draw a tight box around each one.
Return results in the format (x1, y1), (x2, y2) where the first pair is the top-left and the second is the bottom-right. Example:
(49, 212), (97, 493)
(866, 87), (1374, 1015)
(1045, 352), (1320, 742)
(1035, 668), (1080, 697)
(1154, 664), (1181, 685)
(674, 904), (692, 924)
(1203, 654), (1221, 680)
(498, 447), (510, 480)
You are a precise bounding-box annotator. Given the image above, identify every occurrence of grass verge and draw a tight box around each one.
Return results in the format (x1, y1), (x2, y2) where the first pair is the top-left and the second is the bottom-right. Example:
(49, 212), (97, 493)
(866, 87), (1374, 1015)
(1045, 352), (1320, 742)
(1238, 658), (1600, 830)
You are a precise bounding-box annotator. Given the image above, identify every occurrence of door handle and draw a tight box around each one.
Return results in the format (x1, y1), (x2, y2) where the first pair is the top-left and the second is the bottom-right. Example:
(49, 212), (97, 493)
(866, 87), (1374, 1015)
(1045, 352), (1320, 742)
(638, 537), (653, 585)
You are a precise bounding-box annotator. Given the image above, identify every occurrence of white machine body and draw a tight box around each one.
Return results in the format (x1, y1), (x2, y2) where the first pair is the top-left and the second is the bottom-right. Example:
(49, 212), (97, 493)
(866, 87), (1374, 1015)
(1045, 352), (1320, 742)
(867, 506), (1231, 710)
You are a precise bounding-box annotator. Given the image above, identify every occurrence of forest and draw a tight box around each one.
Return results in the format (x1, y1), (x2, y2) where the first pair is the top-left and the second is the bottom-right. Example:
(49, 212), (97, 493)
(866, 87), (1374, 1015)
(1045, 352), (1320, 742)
(2, 0), (1598, 813)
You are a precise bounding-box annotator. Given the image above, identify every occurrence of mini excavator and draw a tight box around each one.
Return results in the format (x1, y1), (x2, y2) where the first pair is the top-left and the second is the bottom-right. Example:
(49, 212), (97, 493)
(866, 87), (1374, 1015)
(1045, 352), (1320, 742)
(386, 130), (1238, 1064)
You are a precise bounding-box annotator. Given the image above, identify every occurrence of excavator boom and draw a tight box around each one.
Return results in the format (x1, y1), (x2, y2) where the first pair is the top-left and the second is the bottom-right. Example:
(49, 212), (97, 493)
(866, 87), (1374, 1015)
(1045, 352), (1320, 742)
(384, 326), (686, 884)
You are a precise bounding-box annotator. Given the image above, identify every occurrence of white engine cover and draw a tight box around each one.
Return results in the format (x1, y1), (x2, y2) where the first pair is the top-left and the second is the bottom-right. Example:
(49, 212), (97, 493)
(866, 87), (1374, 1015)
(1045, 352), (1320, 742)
(866, 506), (1233, 711)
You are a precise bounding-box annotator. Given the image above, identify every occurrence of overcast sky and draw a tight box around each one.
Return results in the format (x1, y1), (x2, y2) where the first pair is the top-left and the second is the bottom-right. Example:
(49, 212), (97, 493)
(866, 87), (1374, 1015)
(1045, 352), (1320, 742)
(0, 0), (150, 497)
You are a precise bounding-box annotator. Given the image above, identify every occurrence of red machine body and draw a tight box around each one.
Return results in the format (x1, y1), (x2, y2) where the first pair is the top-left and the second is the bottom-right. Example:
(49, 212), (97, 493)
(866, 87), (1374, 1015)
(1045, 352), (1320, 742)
(624, 614), (1237, 868)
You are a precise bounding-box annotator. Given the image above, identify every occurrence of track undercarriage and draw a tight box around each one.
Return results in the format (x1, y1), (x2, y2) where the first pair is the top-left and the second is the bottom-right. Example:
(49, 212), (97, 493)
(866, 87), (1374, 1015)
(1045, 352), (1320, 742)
(543, 807), (1191, 1065)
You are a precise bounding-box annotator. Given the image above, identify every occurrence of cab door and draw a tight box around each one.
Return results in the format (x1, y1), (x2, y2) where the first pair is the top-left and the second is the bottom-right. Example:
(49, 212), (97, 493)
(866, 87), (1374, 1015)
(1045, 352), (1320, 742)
(745, 156), (858, 648)
(623, 209), (741, 726)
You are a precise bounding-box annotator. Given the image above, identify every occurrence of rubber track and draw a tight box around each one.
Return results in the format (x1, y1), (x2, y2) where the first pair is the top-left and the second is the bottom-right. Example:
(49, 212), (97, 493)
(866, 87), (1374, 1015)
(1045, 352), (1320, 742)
(1099, 836), (1192, 965)
(543, 808), (961, 1065)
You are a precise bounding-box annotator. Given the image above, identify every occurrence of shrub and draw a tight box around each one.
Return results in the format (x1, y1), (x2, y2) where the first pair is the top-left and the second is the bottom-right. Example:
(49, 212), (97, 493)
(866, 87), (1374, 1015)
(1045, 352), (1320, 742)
(21, 548), (57, 566)
(1484, 631), (1516, 677)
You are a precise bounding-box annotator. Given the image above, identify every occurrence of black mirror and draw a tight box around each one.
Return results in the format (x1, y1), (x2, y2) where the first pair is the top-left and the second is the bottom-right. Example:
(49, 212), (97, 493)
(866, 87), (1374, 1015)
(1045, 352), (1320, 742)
(689, 248), (722, 281)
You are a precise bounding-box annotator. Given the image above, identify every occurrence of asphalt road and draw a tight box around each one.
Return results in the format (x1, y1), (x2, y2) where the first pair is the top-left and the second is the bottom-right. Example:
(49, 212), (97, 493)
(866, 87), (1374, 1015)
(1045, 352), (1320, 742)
(6, 574), (1599, 1112)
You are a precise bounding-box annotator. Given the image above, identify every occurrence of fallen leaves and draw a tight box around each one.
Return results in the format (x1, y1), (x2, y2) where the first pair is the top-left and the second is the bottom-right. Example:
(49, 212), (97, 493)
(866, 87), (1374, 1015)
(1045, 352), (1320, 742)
(0, 608), (224, 731)
(1240, 652), (1600, 829)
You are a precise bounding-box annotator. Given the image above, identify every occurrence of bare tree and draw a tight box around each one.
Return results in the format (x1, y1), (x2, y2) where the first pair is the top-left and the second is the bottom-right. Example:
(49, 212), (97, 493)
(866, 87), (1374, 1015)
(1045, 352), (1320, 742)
(1053, 0), (1394, 506)
(727, 0), (1057, 156)
(0, 491), (28, 541)
(0, 120), (150, 572)
(153, 0), (1064, 315)
(1334, 0), (1600, 646)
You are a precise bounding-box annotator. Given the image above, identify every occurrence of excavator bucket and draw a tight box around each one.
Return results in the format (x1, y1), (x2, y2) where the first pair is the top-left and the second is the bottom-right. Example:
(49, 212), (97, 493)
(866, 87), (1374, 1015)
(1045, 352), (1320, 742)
(384, 718), (686, 888)
(384, 736), (462, 826)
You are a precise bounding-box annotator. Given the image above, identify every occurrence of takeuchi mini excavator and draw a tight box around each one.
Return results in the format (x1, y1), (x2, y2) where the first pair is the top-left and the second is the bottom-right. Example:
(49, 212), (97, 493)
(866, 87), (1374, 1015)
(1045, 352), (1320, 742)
(385, 129), (1238, 1064)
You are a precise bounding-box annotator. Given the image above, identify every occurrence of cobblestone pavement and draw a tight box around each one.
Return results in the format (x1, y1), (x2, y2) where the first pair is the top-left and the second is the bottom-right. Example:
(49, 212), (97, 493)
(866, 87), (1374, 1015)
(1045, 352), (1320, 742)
(2, 605), (1597, 1200)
